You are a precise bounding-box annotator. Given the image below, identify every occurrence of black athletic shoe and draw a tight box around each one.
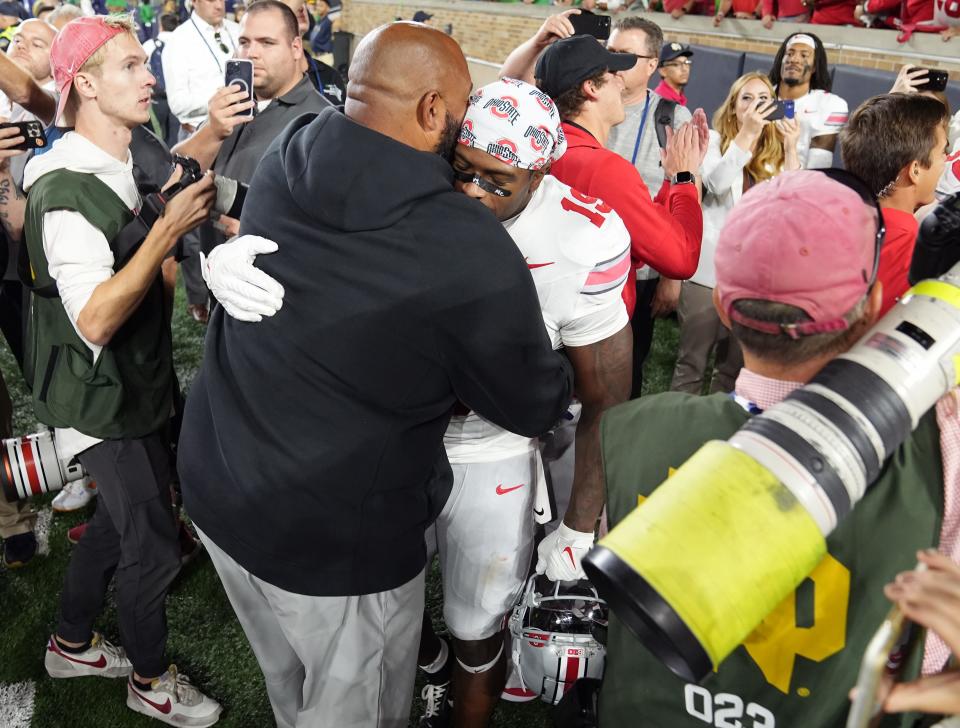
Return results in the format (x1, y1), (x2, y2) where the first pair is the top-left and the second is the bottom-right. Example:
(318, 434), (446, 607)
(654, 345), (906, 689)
(418, 679), (453, 728)
(3, 531), (37, 568)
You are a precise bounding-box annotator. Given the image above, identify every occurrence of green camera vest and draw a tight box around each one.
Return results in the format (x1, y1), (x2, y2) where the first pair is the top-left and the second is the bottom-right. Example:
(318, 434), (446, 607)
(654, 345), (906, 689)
(23, 169), (174, 439)
(599, 390), (943, 728)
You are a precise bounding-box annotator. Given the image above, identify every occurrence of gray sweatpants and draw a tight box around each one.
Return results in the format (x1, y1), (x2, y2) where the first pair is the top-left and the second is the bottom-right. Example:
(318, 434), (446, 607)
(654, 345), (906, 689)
(197, 529), (424, 728)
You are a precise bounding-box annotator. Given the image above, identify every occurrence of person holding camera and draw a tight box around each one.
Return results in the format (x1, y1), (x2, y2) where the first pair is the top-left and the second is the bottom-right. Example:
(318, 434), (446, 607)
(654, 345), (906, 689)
(842, 93), (950, 316)
(671, 72), (800, 396)
(21, 16), (221, 726)
(599, 170), (959, 727)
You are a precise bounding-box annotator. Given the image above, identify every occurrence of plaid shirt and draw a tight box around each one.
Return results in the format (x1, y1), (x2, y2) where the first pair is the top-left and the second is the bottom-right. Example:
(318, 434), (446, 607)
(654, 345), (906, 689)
(735, 369), (960, 674)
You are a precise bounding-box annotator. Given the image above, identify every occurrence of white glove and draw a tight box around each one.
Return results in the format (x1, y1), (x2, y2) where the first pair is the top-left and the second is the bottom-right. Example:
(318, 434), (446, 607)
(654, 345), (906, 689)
(535, 523), (595, 582)
(200, 234), (285, 322)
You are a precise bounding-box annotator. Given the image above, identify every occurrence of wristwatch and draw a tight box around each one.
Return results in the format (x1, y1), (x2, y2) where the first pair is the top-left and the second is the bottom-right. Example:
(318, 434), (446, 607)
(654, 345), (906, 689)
(672, 171), (696, 185)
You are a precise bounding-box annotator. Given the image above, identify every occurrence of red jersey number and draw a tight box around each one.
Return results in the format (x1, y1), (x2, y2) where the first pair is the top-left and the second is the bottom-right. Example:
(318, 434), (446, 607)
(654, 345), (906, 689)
(936, 0), (960, 18)
(560, 191), (613, 229)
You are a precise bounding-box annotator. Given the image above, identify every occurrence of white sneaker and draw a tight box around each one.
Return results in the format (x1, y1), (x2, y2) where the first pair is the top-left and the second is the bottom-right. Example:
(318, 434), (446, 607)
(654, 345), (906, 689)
(45, 632), (133, 679)
(127, 665), (222, 727)
(52, 478), (97, 512)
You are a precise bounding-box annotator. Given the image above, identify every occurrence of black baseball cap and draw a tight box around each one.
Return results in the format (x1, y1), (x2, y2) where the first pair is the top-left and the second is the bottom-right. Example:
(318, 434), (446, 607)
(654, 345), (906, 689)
(660, 42), (693, 65)
(0, 1), (27, 18)
(535, 35), (637, 100)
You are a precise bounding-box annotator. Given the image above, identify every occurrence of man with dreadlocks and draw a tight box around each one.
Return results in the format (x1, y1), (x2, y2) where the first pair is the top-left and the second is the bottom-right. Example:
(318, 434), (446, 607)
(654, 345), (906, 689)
(768, 32), (848, 169)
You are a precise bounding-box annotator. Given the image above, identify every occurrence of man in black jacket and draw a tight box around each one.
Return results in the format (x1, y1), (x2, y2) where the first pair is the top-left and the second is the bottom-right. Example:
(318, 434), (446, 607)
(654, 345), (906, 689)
(177, 22), (574, 728)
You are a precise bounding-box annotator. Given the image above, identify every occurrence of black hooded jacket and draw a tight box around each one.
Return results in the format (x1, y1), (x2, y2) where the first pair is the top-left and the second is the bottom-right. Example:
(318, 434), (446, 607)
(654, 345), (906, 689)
(179, 107), (574, 596)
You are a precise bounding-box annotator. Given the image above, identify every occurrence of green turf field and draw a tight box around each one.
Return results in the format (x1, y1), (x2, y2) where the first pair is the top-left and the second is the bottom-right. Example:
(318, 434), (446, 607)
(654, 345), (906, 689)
(0, 280), (682, 728)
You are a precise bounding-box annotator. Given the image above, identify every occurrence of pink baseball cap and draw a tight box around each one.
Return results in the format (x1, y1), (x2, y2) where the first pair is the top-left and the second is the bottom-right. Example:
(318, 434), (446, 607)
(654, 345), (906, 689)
(50, 16), (128, 125)
(715, 170), (880, 339)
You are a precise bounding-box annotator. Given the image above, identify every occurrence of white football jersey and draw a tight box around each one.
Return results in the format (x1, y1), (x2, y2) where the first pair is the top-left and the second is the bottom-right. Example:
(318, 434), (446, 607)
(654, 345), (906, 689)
(445, 175), (631, 462)
(791, 89), (849, 167)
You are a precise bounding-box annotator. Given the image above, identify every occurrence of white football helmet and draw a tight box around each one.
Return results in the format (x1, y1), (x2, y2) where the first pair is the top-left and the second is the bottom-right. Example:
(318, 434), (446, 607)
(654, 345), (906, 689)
(508, 574), (608, 704)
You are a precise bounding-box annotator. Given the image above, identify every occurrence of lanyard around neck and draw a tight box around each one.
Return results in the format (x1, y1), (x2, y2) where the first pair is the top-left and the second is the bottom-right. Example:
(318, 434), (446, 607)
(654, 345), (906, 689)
(630, 91), (653, 166)
(190, 15), (234, 72)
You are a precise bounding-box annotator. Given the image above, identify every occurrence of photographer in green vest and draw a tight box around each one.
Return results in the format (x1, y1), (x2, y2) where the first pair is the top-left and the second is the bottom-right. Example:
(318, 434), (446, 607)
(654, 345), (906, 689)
(21, 15), (223, 726)
(599, 169), (958, 727)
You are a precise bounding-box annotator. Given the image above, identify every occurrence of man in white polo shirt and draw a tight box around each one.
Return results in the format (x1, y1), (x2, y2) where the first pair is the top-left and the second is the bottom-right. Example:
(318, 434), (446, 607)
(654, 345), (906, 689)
(161, 0), (239, 136)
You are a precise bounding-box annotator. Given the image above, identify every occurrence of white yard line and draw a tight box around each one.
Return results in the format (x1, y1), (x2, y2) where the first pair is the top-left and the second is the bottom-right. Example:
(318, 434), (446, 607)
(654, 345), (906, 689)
(0, 680), (36, 728)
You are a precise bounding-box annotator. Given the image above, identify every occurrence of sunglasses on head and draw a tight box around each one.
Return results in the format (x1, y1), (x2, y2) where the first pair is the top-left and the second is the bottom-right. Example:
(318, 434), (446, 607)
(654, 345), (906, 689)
(816, 168), (886, 286)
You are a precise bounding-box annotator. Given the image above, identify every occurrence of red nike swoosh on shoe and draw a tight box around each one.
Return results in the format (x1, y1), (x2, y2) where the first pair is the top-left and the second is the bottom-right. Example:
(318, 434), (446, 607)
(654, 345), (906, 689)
(526, 262), (555, 269)
(563, 546), (576, 568)
(48, 642), (107, 669)
(131, 687), (172, 714)
(496, 482), (525, 495)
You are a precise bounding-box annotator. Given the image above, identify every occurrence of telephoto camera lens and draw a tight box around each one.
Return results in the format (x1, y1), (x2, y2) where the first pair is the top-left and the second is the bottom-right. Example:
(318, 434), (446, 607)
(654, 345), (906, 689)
(584, 260), (960, 682)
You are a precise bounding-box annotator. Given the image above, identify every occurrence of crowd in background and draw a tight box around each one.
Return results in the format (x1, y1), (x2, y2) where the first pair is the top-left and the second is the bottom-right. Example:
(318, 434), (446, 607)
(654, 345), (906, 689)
(0, 0), (959, 726)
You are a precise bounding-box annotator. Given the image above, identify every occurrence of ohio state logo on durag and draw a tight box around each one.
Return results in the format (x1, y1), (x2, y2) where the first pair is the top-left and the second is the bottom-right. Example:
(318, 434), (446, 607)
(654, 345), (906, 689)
(484, 96), (521, 125)
(459, 118), (477, 145)
(487, 138), (521, 164)
(528, 88), (554, 113)
(525, 125), (551, 153)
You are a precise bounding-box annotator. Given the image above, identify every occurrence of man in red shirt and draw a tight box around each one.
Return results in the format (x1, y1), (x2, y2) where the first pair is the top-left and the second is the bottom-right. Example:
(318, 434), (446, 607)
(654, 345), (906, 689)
(841, 93), (949, 315)
(533, 35), (705, 317)
(761, 0), (811, 28)
(811, 0), (858, 24)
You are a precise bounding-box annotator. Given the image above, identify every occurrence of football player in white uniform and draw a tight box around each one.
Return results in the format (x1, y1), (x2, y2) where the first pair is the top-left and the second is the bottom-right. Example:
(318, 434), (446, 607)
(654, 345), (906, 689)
(412, 78), (633, 728)
(768, 33), (848, 169)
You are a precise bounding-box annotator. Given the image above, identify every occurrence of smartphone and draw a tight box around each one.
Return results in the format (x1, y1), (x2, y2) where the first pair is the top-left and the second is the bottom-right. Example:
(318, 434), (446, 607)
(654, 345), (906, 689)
(845, 605), (906, 728)
(224, 59), (254, 118)
(570, 11), (612, 41)
(916, 68), (949, 93)
(846, 561), (926, 728)
(0, 120), (47, 151)
(765, 100), (795, 121)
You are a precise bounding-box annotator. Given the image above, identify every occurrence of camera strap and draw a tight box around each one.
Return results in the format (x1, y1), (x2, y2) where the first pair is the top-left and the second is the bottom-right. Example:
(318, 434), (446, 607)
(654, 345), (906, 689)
(113, 194), (165, 265)
(17, 245), (59, 298)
